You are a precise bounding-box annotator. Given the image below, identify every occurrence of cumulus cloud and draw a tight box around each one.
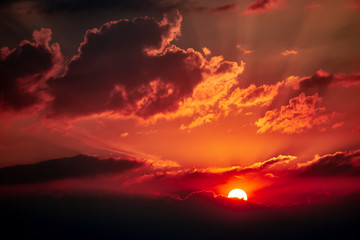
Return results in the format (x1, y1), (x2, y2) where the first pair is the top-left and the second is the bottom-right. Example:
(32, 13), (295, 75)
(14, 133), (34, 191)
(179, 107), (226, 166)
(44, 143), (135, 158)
(256, 92), (330, 134)
(1, 11), (283, 128)
(0, 28), (63, 113)
(49, 10), (209, 119)
(243, 0), (286, 14)
(297, 150), (360, 177)
(0, 154), (143, 185)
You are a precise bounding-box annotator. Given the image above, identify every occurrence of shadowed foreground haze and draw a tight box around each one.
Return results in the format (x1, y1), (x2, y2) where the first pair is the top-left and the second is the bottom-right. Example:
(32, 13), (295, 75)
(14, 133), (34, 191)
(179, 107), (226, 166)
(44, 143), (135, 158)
(1, 192), (359, 239)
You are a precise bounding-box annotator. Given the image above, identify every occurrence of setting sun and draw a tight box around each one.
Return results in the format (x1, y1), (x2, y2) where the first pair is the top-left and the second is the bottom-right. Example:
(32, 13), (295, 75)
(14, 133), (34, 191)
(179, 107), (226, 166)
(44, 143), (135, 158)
(228, 189), (248, 200)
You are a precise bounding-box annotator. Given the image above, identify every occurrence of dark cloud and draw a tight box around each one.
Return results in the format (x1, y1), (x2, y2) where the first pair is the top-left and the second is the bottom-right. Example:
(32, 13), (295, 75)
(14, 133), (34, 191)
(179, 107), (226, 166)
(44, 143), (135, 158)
(0, 154), (143, 185)
(49, 10), (206, 119)
(297, 150), (360, 177)
(294, 70), (360, 94)
(127, 155), (295, 194)
(243, 0), (286, 14)
(211, 4), (237, 13)
(0, 28), (63, 112)
(298, 69), (333, 94)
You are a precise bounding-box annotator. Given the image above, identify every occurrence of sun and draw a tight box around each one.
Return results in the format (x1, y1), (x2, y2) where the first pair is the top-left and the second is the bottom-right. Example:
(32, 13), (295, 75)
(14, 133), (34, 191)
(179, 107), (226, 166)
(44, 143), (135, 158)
(228, 189), (248, 200)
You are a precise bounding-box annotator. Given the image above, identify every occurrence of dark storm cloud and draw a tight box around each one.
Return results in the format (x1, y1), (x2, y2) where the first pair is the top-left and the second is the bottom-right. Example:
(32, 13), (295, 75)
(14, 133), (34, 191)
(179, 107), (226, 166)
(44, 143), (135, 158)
(0, 28), (63, 112)
(0, 154), (143, 185)
(297, 150), (360, 177)
(49, 10), (206, 119)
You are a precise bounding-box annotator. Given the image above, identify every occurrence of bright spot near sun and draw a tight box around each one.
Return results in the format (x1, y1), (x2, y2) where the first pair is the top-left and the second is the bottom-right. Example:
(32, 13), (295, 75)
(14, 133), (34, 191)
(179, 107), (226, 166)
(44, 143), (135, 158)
(228, 189), (248, 200)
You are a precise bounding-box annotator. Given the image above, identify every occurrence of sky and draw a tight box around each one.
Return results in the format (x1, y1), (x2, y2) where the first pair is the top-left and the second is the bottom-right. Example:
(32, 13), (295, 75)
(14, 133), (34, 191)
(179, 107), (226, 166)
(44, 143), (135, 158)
(1, 0), (360, 238)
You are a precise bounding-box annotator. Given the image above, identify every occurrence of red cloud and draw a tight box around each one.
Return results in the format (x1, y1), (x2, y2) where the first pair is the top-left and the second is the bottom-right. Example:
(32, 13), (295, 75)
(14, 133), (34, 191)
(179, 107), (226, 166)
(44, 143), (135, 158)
(256, 92), (330, 133)
(297, 149), (360, 177)
(126, 155), (295, 194)
(286, 70), (360, 93)
(0, 28), (63, 113)
(243, 0), (286, 14)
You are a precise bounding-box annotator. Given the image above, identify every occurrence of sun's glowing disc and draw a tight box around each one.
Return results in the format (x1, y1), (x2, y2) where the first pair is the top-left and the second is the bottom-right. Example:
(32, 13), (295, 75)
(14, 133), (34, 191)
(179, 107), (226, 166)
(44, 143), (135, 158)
(228, 189), (248, 200)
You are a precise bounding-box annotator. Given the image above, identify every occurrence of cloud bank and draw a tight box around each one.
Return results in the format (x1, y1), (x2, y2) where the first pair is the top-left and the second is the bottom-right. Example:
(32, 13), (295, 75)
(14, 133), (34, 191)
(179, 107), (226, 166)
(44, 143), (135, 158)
(0, 154), (143, 185)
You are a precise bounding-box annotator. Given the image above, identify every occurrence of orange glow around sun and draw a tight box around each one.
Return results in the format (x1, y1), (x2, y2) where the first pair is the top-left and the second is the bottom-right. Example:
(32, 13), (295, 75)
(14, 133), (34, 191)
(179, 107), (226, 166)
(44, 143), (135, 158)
(228, 189), (248, 200)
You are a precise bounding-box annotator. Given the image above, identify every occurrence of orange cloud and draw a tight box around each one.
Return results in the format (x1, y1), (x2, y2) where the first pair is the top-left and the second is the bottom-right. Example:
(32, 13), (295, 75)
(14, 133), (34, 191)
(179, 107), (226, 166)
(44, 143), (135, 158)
(179, 74), (284, 129)
(256, 92), (330, 133)
(202, 47), (211, 56)
(281, 49), (298, 56)
(236, 44), (253, 54)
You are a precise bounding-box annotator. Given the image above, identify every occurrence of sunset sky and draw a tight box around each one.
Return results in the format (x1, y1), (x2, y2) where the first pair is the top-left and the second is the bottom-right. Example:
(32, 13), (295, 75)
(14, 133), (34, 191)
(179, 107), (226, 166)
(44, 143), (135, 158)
(1, 0), (360, 238)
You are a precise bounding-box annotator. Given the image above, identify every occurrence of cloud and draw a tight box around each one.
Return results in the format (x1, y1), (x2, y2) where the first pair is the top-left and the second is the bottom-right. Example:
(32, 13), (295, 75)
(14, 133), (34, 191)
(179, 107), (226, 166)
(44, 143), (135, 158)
(236, 44), (253, 54)
(333, 72), (360, 87)
(332, 121), (344, 129)
(49, 10), (209, 119)
(281, 49), (298, 56)
(286, 70), (360, 93)
(0, 154), (143, 185)
(0, 28), (63, 113)
(1, 10), (261, 128)
(297, 149), (360, 177)
(256, 92), (330, 134)
(211, 4), (237, 13)
(202, 47), (211, 56)
(243, 0), (286, 14)
(126, 155), (295, 193)
(178, 65), (283, 129)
